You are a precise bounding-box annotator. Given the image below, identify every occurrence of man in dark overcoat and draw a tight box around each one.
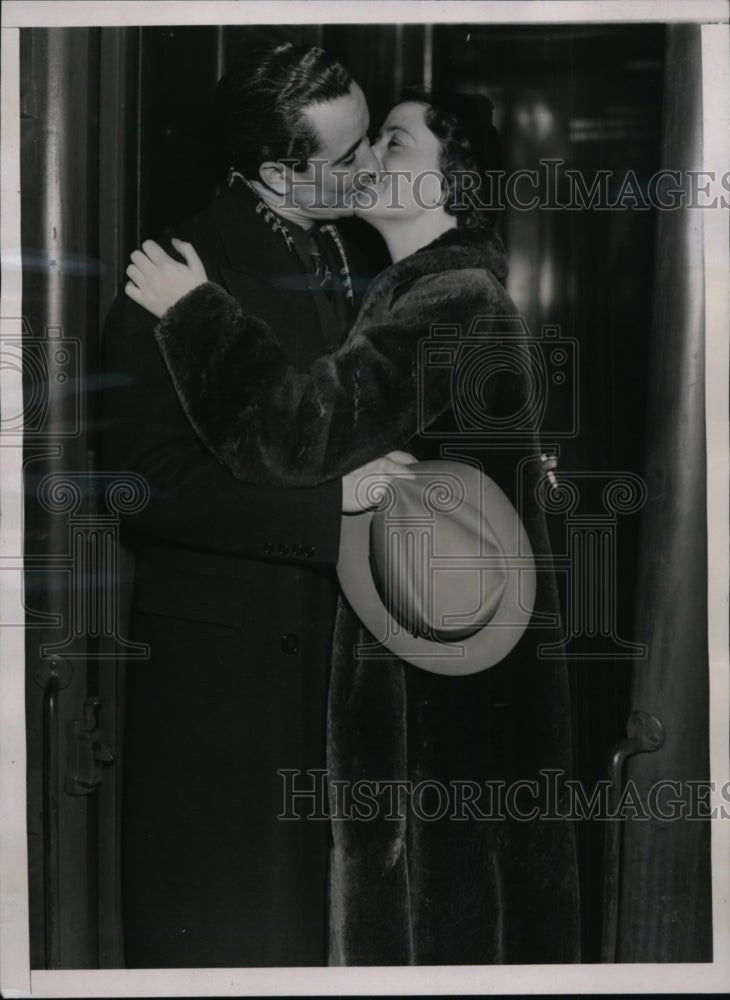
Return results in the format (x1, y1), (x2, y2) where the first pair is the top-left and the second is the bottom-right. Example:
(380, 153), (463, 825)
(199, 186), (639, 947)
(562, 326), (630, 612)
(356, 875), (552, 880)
(101, 43), (394, 968)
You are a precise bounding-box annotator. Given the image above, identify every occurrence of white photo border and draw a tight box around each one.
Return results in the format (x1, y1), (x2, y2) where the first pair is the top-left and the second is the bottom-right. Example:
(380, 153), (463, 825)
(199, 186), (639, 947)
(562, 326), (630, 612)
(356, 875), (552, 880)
(1, 2), (728, 997)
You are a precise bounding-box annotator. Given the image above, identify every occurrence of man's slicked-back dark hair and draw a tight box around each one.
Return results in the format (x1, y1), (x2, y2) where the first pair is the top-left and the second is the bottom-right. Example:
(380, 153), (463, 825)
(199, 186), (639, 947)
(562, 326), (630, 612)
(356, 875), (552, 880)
(214, 42), (353, 179)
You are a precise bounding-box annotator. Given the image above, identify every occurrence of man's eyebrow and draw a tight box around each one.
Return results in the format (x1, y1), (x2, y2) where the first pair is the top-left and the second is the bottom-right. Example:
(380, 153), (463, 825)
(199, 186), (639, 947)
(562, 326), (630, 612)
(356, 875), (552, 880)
(333, 133), (366, 165)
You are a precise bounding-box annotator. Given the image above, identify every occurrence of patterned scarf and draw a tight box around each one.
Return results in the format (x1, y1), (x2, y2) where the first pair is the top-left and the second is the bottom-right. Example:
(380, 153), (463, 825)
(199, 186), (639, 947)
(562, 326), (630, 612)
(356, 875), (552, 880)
(228, 170), (354, 304)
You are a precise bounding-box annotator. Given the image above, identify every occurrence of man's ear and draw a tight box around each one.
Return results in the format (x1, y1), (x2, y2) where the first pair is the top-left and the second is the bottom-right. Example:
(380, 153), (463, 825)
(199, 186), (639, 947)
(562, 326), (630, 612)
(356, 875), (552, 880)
(258, 160), (290, 196)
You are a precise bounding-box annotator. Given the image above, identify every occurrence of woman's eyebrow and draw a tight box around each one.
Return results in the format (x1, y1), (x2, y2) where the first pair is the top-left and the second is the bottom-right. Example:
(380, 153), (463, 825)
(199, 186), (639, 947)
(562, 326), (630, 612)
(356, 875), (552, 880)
(379, 124), (413, 140)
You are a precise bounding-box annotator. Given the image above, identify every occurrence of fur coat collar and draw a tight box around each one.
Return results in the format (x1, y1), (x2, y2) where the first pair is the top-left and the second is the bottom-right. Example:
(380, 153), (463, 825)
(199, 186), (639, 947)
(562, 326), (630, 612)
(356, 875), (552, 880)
(368, 225), (509, 298)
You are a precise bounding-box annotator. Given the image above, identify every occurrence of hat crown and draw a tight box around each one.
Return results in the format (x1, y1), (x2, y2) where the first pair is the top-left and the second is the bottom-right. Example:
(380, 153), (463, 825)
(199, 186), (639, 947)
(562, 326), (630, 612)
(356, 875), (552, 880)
(337, 460), (536, 676)
(369, 475), (507, 642)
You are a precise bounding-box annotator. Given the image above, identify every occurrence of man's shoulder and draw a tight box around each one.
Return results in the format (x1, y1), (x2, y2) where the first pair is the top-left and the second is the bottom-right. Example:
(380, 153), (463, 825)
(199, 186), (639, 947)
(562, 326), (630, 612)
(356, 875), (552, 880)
(164, 187), (291, 276)
(162, 189), (244, 264)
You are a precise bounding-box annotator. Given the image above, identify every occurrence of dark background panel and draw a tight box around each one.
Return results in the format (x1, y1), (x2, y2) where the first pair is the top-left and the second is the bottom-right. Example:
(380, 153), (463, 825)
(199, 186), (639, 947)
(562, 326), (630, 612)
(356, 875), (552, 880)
(22, 22), (665, 967)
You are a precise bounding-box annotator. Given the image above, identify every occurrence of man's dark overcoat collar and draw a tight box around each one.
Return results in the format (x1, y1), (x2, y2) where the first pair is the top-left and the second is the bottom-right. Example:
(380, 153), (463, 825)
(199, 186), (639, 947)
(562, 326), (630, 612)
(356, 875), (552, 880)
(209, 182), (298, 276)
(207, 177), (354, 353)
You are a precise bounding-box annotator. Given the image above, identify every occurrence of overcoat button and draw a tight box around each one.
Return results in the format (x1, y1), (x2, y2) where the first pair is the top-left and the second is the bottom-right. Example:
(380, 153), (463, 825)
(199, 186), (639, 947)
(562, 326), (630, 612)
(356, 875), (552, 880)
(280, 632), (300, 654)
(262, 542), (274, 555)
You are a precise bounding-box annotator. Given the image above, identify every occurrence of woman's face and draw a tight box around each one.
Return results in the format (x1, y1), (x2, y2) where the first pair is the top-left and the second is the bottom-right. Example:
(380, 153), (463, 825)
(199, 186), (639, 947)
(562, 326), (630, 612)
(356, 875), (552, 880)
(355, 101), (445, 220)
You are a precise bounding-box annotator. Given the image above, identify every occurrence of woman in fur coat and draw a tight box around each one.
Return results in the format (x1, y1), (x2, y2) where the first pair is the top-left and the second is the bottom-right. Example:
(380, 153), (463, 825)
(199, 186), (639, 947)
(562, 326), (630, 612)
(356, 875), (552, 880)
(126, 93), (581, 965)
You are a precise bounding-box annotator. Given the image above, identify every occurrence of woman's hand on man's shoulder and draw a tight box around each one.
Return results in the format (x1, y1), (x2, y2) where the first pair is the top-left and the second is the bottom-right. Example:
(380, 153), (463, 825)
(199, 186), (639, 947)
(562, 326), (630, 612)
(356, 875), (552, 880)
(125, 238), (208, 319)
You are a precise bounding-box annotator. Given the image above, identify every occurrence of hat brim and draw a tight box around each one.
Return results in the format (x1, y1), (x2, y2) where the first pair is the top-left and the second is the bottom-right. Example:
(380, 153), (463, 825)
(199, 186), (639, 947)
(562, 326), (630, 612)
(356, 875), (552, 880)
(337, 460), (536, 676)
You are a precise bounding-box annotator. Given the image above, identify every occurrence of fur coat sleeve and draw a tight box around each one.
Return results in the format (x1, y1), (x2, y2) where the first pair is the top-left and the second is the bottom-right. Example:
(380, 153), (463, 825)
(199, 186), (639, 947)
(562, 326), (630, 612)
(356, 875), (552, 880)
(153, 263), (509, 484)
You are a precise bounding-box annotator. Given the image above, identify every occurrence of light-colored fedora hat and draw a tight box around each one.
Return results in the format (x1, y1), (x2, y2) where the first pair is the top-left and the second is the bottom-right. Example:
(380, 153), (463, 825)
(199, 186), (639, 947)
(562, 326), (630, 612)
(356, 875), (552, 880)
(337, 459), (536, 676)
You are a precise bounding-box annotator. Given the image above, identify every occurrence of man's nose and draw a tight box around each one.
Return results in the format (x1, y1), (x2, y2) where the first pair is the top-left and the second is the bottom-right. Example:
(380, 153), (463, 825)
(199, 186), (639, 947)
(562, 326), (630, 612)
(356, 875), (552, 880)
(360, 142), (382, 176)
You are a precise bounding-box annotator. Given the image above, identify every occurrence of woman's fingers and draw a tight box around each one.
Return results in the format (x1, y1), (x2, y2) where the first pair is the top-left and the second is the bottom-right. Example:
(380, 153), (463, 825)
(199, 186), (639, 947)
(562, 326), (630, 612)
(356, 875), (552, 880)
(125, 280), (143, 304)
(384, 450), (418, 465)
(171, 238), (207, 280)
(131, 241), (176, 278)
(141, 239), (171, 265)
(342, 453), (423, 512)
(129, 240), (207, 292)
(360, 453), (418, 478)
(126, 262), (145, 286)
(129, 248), (157, 278)
(381, 457), (417, 479)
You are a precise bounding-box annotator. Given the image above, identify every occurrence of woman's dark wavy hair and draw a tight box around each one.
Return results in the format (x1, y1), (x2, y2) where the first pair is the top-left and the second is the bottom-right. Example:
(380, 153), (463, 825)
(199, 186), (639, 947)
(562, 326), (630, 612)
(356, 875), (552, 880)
(215, 43), (352, 178)
(403, 89), (502, 232)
